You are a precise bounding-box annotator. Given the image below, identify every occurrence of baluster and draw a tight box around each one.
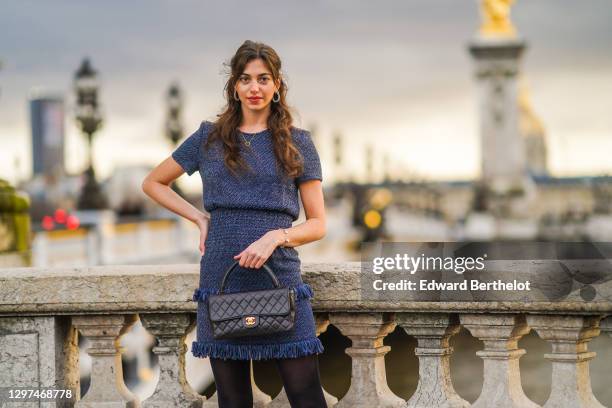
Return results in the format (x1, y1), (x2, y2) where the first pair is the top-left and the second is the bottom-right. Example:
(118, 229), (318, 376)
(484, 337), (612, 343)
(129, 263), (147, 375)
(139, 313), (204, 407)
(527, 315), (604, 408)
(72, 314), (140, 408)
(330, 312), (404, 408)
(461, 314), (539, 408)
(397, 313), (469, 408)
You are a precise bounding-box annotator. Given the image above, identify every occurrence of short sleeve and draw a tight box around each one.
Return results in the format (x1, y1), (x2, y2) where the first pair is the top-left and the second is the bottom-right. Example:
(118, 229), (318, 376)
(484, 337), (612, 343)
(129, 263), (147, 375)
(294, 129), (323, 185)
(171, 122), (205, 175)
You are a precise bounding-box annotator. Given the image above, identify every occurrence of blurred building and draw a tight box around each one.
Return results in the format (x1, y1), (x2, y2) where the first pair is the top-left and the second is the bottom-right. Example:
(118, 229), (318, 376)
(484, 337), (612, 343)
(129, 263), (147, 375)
(30, 94), (66, 178)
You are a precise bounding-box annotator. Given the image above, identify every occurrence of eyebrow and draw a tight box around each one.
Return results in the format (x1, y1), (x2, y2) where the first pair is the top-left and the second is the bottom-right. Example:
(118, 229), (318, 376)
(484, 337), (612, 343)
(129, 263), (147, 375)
(239, 73), (272, 77)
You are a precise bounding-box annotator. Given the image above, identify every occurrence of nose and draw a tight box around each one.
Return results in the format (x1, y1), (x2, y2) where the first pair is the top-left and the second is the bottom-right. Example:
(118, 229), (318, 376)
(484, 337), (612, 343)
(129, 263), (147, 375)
(249, 82), (260, 93)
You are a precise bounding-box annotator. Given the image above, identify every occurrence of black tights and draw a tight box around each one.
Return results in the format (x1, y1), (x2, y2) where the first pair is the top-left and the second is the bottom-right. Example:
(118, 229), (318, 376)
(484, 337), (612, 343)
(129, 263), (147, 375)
(209, 354), (327, 408)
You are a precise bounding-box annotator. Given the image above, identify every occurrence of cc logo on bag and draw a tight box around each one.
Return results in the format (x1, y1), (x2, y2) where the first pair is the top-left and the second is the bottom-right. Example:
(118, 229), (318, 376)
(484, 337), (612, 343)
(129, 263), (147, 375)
(245, 316), (256, 326)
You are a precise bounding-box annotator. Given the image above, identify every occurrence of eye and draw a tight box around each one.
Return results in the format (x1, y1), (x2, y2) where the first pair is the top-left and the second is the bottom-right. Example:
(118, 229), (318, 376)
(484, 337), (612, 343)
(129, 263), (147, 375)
(258, 77), (270, 84)
(239, 77), (250, 84)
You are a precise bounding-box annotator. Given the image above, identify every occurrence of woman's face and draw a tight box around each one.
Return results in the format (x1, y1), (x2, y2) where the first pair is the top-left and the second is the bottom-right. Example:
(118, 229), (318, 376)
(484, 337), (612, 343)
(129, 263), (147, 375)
(234, 58), (280, 113)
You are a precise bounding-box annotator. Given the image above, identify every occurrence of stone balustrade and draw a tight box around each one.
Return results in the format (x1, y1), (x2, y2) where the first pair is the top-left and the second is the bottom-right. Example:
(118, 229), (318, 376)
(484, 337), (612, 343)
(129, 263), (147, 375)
(1, 262), (611, 407)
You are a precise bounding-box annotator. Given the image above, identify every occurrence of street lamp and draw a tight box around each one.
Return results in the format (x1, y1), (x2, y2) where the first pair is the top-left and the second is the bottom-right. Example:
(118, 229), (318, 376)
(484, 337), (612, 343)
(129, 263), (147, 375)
(165, 82), (184, 146)
(74, 58), (108, 210)
(165, 82), (185, 196)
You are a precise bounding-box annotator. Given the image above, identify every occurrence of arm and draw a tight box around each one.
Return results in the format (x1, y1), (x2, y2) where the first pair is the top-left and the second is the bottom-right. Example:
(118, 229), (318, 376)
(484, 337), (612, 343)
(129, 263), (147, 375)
(141, 157), (210, 227)
(270, 179), (326, 247)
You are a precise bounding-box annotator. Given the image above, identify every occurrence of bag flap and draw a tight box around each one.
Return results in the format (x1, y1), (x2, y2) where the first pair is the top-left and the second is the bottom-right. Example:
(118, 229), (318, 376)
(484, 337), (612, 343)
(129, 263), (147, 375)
(208, 288), (291, 322)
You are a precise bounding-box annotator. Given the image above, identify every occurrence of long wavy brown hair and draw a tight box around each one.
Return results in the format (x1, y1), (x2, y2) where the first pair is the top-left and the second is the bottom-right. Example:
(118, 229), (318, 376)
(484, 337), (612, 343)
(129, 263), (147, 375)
(204, 40), (303, 179)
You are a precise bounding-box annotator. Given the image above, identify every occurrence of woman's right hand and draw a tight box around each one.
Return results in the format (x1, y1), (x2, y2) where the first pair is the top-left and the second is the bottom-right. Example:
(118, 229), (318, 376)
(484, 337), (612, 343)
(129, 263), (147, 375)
(196, 216), (210, 255)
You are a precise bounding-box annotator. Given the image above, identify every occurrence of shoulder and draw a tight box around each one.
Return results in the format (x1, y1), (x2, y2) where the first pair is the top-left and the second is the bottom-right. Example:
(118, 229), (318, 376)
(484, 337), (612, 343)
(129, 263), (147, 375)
(290, 126), (320, 161)
(198, 120), (216, 140)
(290, 126), (314, 147)
(189, 120), (217, 151)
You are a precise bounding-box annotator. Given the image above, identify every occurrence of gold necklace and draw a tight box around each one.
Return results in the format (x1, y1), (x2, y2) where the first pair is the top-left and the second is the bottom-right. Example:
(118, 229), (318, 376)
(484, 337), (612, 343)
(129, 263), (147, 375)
(240, 132), (257, 147)
(239, 129), (266, 146)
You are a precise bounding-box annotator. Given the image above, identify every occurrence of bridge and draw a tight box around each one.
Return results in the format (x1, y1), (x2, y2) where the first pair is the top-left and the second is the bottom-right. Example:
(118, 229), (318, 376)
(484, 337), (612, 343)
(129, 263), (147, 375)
(1, 262), (611, 407)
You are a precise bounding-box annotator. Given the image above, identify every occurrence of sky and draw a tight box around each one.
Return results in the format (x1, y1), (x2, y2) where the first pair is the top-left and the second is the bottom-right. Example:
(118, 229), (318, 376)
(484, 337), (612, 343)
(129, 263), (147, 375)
(1, 0), (611, 190)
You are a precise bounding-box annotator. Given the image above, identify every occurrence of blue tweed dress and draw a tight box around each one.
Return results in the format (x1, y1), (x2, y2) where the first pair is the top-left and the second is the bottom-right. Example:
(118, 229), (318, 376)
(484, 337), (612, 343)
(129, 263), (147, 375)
(172, 120), (324, 361)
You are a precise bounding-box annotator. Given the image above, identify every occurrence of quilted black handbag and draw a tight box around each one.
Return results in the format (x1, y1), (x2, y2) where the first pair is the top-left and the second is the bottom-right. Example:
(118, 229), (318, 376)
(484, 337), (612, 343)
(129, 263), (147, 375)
(208, 260), (296, 339)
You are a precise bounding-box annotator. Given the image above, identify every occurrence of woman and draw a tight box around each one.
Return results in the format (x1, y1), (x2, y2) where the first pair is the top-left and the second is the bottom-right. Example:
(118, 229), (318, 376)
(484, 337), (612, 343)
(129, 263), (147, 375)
(142, 40), (328, 408)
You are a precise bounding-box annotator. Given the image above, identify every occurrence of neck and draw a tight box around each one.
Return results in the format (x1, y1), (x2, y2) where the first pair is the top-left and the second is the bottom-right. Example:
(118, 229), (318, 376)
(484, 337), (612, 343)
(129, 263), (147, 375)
(240, 105), (270, 130)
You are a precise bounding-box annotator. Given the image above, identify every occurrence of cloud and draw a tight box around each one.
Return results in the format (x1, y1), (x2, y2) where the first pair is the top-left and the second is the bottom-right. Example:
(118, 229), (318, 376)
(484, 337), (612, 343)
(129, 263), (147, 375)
(1, 0), (611, 183)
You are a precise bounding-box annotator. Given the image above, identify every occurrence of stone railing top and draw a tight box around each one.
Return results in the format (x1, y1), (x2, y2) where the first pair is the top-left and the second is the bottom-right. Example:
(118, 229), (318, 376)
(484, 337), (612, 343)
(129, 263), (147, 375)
(1, 262), (611, 316)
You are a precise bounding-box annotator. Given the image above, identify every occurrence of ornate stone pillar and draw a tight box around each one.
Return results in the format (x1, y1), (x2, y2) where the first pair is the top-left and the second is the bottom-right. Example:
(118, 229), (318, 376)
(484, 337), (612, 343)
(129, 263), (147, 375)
(397, 313), (469, 408)
(527, 315), (604, 408)
(330, 312), (404, 408)
(468, 35), (536, 219)
(73, 314), (140, 408)
(139, 313), (204, 407)
(461, 314), (538, 408)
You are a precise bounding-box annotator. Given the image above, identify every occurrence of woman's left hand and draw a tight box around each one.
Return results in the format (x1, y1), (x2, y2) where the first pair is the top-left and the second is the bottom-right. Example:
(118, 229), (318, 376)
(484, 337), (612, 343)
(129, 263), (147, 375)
(234, 230), (281, 269)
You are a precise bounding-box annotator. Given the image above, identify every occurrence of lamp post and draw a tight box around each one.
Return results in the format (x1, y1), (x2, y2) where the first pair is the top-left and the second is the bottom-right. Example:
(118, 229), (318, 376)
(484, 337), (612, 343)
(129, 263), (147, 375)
(74, 58), (108, 210)
(165, 82), (183, 145)
(165, 82), (185, 196)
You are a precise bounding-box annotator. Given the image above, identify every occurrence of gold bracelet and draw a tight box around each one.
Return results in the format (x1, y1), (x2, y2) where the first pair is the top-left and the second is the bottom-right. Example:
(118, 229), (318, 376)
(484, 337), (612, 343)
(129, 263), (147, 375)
(282, 228), (290, 246)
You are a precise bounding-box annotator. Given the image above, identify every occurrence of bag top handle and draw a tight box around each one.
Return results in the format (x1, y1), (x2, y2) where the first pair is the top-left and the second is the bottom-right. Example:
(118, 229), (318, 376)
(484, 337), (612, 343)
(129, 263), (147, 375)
(219, 260), (280, 293)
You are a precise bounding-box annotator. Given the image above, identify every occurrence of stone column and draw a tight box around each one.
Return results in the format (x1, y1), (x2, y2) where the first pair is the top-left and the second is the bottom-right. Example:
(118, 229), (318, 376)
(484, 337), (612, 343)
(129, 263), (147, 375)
(330, 312), (404, 408)
(268, 313), (338, 408)
(396, 313), (469, 408)
(139, 313), (204, 407)
(468, 35), (537, 223)
(527, 315), (604, 408)
(461, 314), (538, 408)
(73, 314), (140, 408)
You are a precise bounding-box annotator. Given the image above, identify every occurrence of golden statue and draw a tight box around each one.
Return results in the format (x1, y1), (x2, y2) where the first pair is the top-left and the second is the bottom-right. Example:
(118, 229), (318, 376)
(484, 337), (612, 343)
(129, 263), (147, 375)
(480, 0), (517, 37)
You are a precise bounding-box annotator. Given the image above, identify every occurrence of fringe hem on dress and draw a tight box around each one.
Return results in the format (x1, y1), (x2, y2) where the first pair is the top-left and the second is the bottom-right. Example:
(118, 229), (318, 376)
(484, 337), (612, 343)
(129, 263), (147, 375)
(191, 336), (324, 360)
(192, 282), (314, 302)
